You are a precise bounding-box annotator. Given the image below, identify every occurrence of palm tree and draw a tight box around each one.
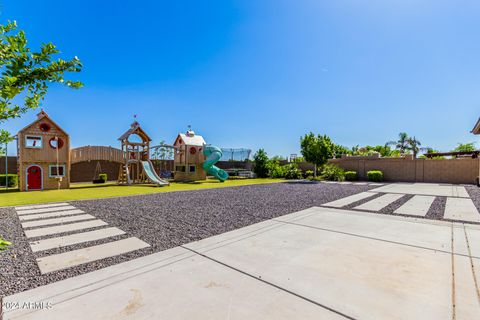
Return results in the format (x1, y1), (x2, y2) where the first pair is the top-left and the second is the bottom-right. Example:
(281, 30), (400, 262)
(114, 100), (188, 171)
(388, 132), (409, 154)
(406, 136), (430, 158)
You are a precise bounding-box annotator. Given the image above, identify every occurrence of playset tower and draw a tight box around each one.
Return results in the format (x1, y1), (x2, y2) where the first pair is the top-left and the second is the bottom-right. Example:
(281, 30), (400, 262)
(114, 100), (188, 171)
(173, 129), (207, 182)
(17, 111), (70, 191)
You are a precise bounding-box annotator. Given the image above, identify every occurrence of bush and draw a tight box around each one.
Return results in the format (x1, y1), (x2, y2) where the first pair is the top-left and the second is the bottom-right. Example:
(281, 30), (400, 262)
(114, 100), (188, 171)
(253, 149), (270, 178)
(304, 170), (314, 178)
(283, 164), (303, 179)
(321, 164), (345, 181)
(98, 173), (108, 182)
(0, 236), (11, 251)
(267, 160), (286, 178)
(367, 170), (384, 182)
(0, 174), (18, 187)
(345, 171), (358, 181)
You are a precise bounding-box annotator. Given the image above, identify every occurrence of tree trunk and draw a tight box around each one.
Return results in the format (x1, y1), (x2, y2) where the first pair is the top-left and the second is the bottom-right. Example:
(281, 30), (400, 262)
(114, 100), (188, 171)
(314, 164), (317, 177)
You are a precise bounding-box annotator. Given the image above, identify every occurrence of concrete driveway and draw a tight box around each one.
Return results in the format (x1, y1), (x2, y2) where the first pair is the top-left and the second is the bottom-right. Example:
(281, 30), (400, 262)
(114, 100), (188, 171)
(3, 206), (479, 320)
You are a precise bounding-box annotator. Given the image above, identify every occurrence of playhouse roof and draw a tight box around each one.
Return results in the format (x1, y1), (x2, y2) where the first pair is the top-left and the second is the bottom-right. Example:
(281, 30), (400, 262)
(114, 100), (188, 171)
(472, 117), (480, 135)
(18, 110), (69, 137)
(118, 121), (152, 142)
(175, 131), (206, 146)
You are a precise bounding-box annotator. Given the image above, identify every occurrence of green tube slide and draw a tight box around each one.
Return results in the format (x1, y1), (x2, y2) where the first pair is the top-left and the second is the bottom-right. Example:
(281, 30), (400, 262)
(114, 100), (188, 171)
(203, 145), (229, 182)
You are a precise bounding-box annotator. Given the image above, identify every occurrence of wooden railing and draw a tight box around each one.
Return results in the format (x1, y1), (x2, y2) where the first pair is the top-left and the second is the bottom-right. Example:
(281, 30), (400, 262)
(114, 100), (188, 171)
(70, 146), (125, 164)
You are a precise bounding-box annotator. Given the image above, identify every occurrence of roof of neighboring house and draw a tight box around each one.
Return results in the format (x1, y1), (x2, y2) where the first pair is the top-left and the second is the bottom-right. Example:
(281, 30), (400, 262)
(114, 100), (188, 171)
(118, 121), (152, 142)
(18, 110), (69, 137)
(174, 130), (206, 146)
(472, 118), (480, 135)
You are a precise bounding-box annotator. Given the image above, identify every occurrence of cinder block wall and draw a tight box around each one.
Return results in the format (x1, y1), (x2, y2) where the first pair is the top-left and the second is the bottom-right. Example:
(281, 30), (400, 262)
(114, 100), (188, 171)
(0, 156), (17, 174)
(331, 156), (480, 184)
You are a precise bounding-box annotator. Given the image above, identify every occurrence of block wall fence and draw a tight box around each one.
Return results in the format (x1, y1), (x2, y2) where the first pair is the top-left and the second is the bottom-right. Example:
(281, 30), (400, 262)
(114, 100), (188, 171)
(330, 155), (480, 184)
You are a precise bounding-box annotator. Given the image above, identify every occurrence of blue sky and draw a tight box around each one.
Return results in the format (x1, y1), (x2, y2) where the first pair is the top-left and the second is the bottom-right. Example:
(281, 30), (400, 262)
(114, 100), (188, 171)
(1, 0), (479, 157)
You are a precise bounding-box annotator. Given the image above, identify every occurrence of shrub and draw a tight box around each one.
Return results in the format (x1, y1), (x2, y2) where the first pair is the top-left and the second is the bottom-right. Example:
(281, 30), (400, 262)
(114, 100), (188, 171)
(321, 164), (345, 181)
(253, 149), (270, 178)
(304, 170), (314, 178)
(98, 173), (108, 182)
(0, 174), (18, 187)
(0, 236), (11, 251)
(345, 171), (358, 181)
(283, 164), (303, 179)
(367, 170), (383, 182)
(267, 160), (286, 178)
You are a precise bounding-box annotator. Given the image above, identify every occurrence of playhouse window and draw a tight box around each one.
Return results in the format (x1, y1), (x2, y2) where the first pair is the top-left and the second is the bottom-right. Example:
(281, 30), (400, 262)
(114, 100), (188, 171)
(25, 136), (43, 148)
(49, 165), (66, 178)
(175, 165), (186, 172)
(189, 165), (196, 173)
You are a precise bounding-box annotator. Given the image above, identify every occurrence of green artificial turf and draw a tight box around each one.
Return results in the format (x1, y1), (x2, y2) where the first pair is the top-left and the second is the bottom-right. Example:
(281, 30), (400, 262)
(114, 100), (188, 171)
(0, 178), (284, 207)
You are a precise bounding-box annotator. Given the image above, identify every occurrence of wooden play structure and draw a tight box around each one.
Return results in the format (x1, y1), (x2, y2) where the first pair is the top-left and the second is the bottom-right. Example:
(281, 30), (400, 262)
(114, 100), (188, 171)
(117, 121), (169, 186)
(173, 129), (207, 182)
(17, 110), (70, 191)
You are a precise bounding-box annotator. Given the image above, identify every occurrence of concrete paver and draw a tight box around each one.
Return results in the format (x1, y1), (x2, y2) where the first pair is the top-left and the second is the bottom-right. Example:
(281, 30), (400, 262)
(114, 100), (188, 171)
(16, 205), (77, 216)
(370, 183), (469, 198)
(15, 203), (70, 211)
(29, 227), (126, 252)
(444, 198), (480, 222)
(36, 237), (150, 274)
(21, 214), (95, 228)
(18, 209), (85, 221)
(24, 220), (108, 238)
(394, 195), (435, 216)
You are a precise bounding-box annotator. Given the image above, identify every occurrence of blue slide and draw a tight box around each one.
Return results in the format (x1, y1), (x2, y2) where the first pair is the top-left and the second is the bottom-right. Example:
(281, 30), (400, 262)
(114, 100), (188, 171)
(203, 145), (229, 182)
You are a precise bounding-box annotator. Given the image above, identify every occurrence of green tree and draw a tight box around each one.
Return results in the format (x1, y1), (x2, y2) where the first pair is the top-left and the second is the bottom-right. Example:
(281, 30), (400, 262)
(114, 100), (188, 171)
(452, 142), (476, 153)
(253, 149), (270, 178)
(333, 144), (350, 158)
(1, 21), (82, 128)
(388, 132), (410, 154)
(406, 136), (429, 158)
(0, 129), (13, 155)
(300, 133), (334, 176)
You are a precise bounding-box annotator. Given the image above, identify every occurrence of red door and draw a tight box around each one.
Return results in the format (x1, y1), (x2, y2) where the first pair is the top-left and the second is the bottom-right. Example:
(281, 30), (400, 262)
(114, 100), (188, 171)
(27, 166), (42, 190)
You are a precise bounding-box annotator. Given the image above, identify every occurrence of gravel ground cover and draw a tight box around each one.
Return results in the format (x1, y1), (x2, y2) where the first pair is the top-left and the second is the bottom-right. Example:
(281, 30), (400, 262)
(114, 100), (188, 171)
(0, 181), (373, 297)
(466, 185), (480, 213)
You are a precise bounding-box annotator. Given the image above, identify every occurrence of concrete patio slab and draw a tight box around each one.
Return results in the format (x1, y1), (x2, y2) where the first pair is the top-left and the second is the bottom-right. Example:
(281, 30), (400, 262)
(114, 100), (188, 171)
(29, 227), (126, 252)
(355, 193), (404, 211)
(21, 214), (95, 229)
(370, 183), (469, 198)
(36, 237), (150, 274)
(15, 203), (70, 210)
(18, 209), (85, 221)
(24, 220), (108, 238)
(394, 195), (435, 216)
(322, 191), (377, 208)
(4, 247), (341, 320)
(444, 198), (480, 222)
(4, 207), (479, 320)
(16, 205), (77, 216)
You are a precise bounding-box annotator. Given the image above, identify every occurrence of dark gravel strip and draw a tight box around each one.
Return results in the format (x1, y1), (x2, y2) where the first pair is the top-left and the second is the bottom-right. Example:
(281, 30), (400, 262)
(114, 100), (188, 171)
(466, 185), (480, 214)
(379, 194), (414, 214)
(425, 196), (447, 220)
(0, 181), (375, 297)
(343, 192), (384, 209)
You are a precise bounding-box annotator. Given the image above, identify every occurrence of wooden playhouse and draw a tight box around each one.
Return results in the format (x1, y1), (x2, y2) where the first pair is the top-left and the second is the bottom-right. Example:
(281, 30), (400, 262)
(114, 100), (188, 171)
(17, 111), (70, 191)
(173, 129), (207, 182)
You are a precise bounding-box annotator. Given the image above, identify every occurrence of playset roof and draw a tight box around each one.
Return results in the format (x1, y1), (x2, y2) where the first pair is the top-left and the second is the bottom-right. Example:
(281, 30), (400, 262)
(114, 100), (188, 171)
(118, 121), (152, 142)
(175, 130), (206, 146)
(18, 110), (69, 137)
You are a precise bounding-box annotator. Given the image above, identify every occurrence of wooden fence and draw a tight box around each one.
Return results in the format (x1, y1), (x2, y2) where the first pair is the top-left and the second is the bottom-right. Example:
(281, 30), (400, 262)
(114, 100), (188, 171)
(70, 146), (125, 164)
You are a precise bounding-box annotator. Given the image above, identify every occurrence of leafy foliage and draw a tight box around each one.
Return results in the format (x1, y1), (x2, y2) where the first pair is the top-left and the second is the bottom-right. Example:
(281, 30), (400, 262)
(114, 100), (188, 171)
(266, 159), (285, 178)
(283, 163), (303, 179)
(344, 171), (358, 181)
(98, 173), (108, 182)
(0, 21), (82, 125)
(452, 142), (476, 153)
(253, 149), (270, 178)
(0, 174), (18, 187)
(300, 133), (334, 175)
(367, 170), (384, 182)
(321, 164), (345, 181)
(0, 236), (11, 251)
(388, 132), (410, 154)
